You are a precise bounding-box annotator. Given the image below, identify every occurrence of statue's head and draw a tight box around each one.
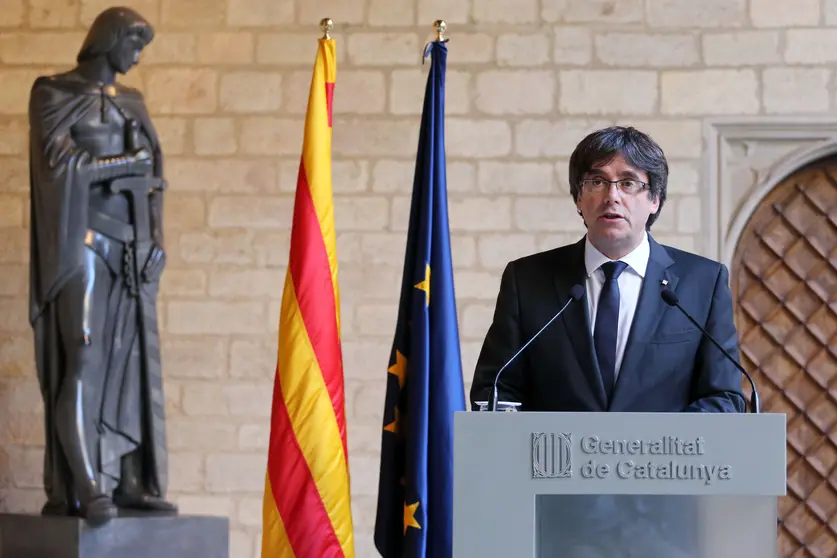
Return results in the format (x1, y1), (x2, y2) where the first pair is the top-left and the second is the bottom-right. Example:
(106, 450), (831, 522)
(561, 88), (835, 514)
(77, 7), (154, 74)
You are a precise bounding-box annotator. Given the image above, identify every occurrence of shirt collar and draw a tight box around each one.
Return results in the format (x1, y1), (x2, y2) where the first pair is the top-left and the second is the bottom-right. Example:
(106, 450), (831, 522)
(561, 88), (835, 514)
(584, 231), (650, 279)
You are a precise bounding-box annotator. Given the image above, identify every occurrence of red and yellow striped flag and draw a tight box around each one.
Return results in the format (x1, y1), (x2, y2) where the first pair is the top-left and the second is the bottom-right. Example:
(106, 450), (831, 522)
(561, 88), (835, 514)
(261, 34), (355, 558)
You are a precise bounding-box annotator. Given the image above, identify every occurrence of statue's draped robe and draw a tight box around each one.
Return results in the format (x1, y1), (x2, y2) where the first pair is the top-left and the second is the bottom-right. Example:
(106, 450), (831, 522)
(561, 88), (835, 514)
(28, 73), (167, 510)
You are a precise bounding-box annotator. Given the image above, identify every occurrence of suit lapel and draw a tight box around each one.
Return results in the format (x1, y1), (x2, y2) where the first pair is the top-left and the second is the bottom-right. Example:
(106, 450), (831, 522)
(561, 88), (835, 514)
(554, 238), (608, 409)
(610, 236), (679, 409)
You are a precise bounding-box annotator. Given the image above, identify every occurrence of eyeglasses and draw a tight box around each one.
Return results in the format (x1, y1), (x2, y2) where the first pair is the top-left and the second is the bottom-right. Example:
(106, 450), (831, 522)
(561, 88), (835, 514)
(580, 178), (649, 195)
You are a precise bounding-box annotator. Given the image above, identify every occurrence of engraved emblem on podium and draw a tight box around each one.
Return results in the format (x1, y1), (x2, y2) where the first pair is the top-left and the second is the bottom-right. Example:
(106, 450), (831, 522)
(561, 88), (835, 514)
(532, 432), (572, 479)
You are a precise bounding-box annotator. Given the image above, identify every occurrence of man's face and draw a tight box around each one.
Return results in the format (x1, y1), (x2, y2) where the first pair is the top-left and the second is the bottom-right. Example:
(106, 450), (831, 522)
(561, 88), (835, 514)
(108, 32), (144, 74)
(576, 152), (660, 259)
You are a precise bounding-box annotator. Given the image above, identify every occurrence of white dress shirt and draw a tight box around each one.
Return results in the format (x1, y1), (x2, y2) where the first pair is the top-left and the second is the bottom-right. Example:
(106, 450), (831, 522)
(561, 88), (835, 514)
(584, 232), (650, 380)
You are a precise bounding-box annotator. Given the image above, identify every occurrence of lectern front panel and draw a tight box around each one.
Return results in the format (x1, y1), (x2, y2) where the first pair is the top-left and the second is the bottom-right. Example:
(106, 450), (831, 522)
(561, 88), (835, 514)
(535, 494), (777, 558)
(453, 412), (786, 558)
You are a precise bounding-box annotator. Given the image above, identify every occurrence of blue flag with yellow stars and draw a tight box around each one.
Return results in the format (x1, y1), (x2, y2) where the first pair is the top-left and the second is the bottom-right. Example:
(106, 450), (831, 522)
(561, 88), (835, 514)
(373, 39), (466, 558)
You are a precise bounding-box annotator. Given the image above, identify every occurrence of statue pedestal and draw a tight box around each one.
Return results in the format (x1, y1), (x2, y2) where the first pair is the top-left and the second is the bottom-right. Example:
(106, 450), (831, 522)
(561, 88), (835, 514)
(0, 513), (229, 558)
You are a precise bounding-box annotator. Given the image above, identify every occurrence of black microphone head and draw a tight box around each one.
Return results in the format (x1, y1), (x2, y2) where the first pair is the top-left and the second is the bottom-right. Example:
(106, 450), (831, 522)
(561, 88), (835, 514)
(661, 288), (678, 306)
(569, 284), (585, 301)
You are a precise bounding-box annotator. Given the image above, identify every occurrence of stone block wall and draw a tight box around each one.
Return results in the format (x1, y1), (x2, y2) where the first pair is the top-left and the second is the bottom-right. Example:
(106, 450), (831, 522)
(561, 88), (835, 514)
(1, 0), (835, 556)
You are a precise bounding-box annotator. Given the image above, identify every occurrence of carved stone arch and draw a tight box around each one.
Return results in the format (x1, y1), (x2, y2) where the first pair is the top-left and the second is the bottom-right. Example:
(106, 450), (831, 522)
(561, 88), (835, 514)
(728, 149), (837, 557)
(724, 137), (837, 270)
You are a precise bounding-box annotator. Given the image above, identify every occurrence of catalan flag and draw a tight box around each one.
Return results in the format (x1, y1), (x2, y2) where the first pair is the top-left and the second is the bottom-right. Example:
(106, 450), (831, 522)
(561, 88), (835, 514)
(261, 34), (355, 558)
(374, 40), (466, 558)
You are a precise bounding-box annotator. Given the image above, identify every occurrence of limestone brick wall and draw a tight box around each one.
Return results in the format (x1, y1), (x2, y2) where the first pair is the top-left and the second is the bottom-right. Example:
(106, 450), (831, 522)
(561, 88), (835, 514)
(0, 0), (835, 556)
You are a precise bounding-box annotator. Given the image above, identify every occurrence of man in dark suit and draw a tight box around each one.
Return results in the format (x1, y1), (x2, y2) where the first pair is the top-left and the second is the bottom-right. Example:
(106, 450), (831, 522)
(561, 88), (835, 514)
(470, 125), (746, 414)
(470, 126), (746, 557)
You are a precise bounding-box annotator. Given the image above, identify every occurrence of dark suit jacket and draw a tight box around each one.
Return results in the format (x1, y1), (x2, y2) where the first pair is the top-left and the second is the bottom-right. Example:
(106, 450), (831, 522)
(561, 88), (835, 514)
(470, 235), (747, 413)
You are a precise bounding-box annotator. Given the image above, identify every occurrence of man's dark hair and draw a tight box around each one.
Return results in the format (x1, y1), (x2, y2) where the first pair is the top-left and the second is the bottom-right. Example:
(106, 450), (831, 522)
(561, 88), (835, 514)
(568, 126), (668, 229)
(77, 6), (154, 63)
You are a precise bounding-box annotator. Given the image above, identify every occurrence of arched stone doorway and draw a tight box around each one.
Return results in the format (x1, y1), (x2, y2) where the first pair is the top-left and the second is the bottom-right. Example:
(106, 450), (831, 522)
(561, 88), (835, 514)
(730, 155), (837, 557)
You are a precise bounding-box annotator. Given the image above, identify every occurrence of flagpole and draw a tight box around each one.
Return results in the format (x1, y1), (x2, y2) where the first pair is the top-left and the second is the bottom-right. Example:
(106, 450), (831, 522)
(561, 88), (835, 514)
(261, 17), (356, 558)
(375, 16), (465, 558)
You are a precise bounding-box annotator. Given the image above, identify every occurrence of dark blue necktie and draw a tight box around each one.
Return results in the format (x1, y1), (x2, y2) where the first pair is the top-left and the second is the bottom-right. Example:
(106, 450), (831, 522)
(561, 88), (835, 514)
(594, 261), (628, 404)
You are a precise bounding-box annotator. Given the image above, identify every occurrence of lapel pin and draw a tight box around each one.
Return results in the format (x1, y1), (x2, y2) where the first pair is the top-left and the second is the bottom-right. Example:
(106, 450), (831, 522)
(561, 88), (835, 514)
(661, 279), (669, 286)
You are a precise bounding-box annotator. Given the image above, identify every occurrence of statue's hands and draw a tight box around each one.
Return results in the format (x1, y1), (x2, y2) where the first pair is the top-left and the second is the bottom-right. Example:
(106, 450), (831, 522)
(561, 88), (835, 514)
(89, 147), (152, 182)
(127, 147), (153, 176)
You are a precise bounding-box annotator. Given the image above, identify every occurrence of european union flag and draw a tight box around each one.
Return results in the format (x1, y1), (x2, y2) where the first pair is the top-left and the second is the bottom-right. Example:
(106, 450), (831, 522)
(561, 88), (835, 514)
(374, 40), (466, 558)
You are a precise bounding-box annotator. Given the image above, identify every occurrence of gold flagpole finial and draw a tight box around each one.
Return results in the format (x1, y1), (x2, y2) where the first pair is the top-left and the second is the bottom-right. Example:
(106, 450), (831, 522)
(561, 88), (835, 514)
(433, 20), (447, 42)
(320, 18), (333, 39)
(422, 19), (447, 64)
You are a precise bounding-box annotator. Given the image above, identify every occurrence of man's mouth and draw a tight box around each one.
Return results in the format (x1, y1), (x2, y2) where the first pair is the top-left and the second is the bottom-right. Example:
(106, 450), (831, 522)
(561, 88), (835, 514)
(598, 212), (624, 222)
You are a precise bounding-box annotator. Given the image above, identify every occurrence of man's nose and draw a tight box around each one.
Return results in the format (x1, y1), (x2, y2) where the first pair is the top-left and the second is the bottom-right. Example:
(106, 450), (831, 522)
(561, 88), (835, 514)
(603, 183), (622, 201)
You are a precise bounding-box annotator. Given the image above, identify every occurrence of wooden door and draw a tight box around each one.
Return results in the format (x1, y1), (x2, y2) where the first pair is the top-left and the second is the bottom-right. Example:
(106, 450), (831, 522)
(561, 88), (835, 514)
(731, 157), (837, 557)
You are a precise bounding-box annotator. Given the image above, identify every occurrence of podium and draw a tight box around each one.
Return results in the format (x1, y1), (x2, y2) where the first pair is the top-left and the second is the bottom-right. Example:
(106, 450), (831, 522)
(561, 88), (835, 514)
(453, 411), (786, 558)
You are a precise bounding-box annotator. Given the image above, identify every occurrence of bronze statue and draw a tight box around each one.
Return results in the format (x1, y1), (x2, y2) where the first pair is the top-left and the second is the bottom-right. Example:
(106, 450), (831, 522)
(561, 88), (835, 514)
(27, 6), (176, 525)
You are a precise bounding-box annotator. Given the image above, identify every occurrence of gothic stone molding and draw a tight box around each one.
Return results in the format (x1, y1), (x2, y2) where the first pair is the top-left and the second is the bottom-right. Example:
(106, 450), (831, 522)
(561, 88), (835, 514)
(704, 116), (837, 270)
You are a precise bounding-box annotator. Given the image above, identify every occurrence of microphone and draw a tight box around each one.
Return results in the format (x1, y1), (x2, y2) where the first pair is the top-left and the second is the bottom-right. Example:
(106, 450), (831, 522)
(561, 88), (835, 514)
(660, 288), (760, 414)
(487, 284), (585, 412)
